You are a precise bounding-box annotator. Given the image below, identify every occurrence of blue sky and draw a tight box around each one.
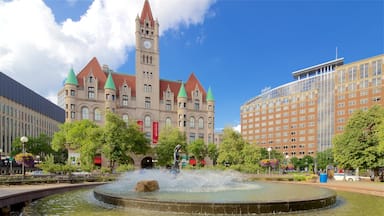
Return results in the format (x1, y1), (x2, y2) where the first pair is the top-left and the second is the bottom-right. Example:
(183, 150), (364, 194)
(1, 0), (383, 130)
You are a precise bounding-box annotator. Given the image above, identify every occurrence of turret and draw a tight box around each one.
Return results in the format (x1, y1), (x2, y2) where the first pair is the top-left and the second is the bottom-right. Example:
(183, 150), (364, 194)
(206, 87), (215, 143)
(64, 67), (78, 122)
(177, 82), (188, 132)
(104, 72), (116, 112)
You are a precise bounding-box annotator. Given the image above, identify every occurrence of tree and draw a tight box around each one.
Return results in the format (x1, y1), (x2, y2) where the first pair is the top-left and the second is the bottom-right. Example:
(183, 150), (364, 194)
(316, 148), (334, 170)
(207, 143), (219, 165)
(52, 119), (101, 167)
(333, 105), (384, 172)
(102, 112), (149, 170)
(217, 127), (246, 166)
(126, 122), (151, 155)
(156, 126), (186, 166)
(187, 139), (207, 162)
(11, 134), (55, 160)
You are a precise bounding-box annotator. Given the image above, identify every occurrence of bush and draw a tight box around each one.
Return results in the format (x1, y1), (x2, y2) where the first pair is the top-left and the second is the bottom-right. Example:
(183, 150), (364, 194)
(116, 164), (135, 173)
(293, 174), (306, 181)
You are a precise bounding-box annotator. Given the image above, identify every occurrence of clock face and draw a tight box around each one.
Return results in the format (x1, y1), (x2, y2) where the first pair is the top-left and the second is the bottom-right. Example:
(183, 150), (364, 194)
(143, 40), (152, 49)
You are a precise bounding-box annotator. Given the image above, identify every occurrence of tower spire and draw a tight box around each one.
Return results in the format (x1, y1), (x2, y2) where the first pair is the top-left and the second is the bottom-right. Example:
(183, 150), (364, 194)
(140, 0), (154, 26)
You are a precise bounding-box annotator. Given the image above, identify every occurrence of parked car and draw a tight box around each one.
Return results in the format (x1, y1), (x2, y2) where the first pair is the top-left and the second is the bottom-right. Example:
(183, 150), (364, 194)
(334, 173), (361, 181)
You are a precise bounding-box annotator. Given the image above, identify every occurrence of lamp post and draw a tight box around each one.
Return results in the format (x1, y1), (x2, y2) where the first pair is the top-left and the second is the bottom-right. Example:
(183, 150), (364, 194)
(20, 136), (28, 178)
(267, 147), (272, 175)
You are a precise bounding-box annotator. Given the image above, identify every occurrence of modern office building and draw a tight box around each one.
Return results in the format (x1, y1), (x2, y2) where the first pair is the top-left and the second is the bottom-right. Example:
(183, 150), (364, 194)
(0, 72), (65, 158)
(240, 54), (383, 158)
(57, 0), (215, 166)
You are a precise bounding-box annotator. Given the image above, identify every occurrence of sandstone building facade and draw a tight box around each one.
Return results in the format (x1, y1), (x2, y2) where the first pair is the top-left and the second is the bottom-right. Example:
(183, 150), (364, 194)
(57, 0), (215, 167)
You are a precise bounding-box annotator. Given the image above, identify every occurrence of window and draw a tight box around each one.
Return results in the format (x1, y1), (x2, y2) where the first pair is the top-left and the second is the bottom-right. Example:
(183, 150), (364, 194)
(81, 107), (89, 119)
(70, 90), (76, 96)
(89, 76), (94, 83)
(144, 116), (151, 128)
(71, 111), (75, 119)
(88, 87), (95, 99)
(348, 67), (357, 81)
(166, 100), (172, 111)
(194, 99), (200, 110)
(360, 63), (369, 78)
(165, 117), (172, 127)
(94, 108), (101, 121)
(189, 133), (196, 142)
(144, 84), (152, 93)
(122, 95), (128, 106)
(190, 117), (195, 128)
(145, 97), (151, 109)
(198, 117), (204, 129)
(372, 60), (382, 76)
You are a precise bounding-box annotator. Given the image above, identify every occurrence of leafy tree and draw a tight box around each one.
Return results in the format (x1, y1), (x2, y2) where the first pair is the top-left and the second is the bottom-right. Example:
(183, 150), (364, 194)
(11, 134), (55, 160)
(156, 126), (186, 166)
(126, 121), (151, 155)
(240, 143), (262, 172)
(102, 112), (149, 170)
(333, 105), (384, 171)
(217, 127), (246, 166)
(316, 148), (334, 170)
(187, 139), (207, 161)
(51, 119), (101, 167)
(207, 143), (219, 165)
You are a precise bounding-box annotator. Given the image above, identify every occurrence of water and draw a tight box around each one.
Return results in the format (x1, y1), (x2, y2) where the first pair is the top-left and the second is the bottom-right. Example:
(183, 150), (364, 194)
(21, 170), (384, 215)
(97, 170), (332, 202)
(23, 189), (384, 216)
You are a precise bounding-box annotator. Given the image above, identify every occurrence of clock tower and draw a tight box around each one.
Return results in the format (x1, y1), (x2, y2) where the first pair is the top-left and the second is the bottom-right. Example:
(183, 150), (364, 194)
(135, 0), (160, 119)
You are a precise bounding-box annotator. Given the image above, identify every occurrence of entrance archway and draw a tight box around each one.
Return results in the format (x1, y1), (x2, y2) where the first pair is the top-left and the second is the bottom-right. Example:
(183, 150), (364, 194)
(141, 157), (153, 169)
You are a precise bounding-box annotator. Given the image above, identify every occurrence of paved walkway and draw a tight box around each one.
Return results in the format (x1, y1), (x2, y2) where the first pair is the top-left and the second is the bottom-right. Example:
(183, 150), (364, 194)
(289, 180), (384, 197)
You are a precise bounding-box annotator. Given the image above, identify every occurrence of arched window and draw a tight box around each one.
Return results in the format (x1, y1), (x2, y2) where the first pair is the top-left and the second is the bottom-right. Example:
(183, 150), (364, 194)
(94, 108), (102, 121)
(189, 117), (195, 128)
(81, 107), (89, 119)
(144, 115), (151, 128)
(198, 117), (204, 129)
(122, 114), (129, 124)
(165, 117), (172, 127)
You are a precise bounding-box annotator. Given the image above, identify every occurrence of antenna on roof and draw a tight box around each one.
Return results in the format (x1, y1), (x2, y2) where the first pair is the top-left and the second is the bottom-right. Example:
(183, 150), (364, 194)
(335, 47), (338, 59)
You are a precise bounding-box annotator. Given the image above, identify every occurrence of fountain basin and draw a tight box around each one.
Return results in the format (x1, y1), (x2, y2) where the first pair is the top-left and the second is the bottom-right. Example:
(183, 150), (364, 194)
(93, 170), (336, 214)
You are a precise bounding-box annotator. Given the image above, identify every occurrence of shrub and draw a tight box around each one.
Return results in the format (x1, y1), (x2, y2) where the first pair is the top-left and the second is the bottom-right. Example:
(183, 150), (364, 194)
(116, 164), (135, 173)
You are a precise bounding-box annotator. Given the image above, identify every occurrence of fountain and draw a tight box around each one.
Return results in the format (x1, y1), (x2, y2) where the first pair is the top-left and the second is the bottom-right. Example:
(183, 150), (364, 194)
(94, 169), (336, 214)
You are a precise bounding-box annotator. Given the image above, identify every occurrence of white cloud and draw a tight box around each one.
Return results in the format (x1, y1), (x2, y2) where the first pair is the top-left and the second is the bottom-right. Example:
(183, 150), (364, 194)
(0, 0), (215, 103)
(233, 124), (241, 133)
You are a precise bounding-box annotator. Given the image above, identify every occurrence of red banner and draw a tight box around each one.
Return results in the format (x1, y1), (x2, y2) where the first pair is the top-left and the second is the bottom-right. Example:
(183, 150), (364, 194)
(152, 121), (158, 144)
(137, 120), (143, 131)
(94, 156), (102, 165)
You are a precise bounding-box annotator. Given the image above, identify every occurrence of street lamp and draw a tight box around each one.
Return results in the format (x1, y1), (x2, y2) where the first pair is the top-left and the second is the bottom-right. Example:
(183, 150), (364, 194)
(20, 136), (28, 178)
(267, 147), (272, 175)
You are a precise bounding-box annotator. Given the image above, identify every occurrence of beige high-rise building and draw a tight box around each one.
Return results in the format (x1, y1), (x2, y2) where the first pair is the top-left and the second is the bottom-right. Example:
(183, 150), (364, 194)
(57, 0), (215, 167)
(241, 54), (383, 158)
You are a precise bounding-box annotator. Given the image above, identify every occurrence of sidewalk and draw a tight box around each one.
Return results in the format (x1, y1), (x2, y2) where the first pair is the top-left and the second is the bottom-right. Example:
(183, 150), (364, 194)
(295, 180), (384, 197)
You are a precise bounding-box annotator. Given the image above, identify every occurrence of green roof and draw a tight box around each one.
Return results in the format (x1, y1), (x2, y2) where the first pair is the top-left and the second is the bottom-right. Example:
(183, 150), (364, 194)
(104, 73), (116, 90)
(65, 67), (78, 85)
(177, 83), (187, 98)
(206, 86), (214, 101)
